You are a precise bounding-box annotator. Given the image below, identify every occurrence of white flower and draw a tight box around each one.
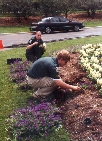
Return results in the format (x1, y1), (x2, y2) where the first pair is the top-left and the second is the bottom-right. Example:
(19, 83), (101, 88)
(99, 66), (102, 72)
(80, 43), (101, 87)
(80, 50), (88, 57)
(97, 78), (102, 86)
(94, 51), (100, 56)
(92, 63), (100, 70)
(94, 71), (101, 78)
(91, 56), (99, 63)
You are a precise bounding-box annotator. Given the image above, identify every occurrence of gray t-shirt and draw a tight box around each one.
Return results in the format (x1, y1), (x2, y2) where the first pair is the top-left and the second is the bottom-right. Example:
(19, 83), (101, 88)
(27, 57), (59, 79)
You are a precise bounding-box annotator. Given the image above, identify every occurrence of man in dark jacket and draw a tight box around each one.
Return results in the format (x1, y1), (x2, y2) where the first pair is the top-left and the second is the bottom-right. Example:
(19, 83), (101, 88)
(27, 49), (80, 99)
(26, 31), (46, 62)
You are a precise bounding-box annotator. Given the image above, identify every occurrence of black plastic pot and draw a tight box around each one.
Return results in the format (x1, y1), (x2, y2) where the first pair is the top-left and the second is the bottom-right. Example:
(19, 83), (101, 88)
(7, 58), (22, 64)
(84, 118), (91, 125)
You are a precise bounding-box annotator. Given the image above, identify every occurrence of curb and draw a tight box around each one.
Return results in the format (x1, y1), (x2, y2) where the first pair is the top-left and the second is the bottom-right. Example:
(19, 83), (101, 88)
(3, 34), (100, 49)
(0, 26), (102, 51)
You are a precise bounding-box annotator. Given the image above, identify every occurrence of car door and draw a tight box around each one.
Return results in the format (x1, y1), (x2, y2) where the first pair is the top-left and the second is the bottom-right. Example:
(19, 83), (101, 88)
(57, 16), (70, 32)
(50, 17), (62, 31)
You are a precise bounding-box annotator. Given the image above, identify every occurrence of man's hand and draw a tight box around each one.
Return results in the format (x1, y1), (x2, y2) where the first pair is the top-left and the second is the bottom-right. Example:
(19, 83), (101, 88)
(72, 86), (81, 91)
(34, 42), (38, 45)
(26, 42), (38, 49)
(42, 43), (46, 49)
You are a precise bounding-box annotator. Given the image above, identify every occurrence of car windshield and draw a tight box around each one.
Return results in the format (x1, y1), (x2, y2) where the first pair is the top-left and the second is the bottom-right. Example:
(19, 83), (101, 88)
(41, 16), (69, 23)
(41, 17), (52, 22)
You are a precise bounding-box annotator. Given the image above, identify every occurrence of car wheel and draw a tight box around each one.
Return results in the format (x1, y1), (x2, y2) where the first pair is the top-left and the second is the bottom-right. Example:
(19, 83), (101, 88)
(74, 25), (79, 32)
(45, 27), (52, 34)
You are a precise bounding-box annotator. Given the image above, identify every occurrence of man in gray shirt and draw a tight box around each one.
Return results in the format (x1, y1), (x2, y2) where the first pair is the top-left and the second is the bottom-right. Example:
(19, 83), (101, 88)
(27, 49), (80, 99)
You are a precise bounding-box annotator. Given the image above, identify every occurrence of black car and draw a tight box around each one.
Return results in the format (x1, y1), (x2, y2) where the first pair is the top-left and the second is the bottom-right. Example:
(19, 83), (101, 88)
(29, 16), (85, 34)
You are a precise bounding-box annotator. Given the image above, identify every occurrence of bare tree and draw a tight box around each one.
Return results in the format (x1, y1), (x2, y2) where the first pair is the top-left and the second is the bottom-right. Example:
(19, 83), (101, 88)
(1, 0), (37, 22)
(37, 0), (58, 17)
(37, 0), (77, 18)
(57, 0), (77, 18)
(77, 0), (102, 18)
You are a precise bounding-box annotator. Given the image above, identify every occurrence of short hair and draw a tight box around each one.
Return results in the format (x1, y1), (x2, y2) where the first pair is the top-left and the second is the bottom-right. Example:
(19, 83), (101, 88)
(56, 49), (70, 61)
(36, 31), (42, 35)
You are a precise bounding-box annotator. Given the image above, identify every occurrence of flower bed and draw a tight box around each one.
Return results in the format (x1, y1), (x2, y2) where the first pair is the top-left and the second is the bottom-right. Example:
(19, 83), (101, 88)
(54, 51), (102, 140)
(80, 43), (102, 95)
(9, 60), (32, 90)
(6, 100), (62, 140)
(7, 47), (102, 140)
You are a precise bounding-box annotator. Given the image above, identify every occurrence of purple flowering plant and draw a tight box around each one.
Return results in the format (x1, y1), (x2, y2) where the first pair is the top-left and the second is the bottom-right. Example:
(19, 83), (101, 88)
(9, 60), (32, 89)
(6, 100), (62, 140)
(77, 81), (93, 90)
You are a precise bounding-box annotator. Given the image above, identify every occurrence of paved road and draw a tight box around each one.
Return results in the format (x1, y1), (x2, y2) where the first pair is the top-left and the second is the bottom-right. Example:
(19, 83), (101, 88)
(0, 26), (102, 49)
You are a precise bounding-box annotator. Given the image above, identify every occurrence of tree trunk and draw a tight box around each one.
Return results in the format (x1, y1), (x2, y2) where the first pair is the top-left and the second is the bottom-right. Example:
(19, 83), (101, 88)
(91, 10), (95, 19)
(87, 10), (91, 17)
(65, 10), (68, 18)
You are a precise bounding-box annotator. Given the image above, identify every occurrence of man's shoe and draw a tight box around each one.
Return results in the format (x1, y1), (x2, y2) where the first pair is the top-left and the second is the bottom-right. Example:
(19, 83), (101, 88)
(32, 93), (38, 98)
(32, 93), (44, 100)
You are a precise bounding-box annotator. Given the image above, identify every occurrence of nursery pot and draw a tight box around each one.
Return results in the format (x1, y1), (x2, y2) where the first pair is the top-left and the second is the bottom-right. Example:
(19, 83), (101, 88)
(84, 118), (91, 125)
(7, 58), (22, 64)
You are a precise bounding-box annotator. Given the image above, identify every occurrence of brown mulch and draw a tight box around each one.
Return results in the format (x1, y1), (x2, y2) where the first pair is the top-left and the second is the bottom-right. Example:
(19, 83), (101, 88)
(68, 11), (102, 22)
(57, 52), (102, 141)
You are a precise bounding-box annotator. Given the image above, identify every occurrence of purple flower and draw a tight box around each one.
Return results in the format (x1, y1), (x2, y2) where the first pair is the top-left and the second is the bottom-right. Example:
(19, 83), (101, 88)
(9, 60), (32, 89)
(6, 100), (62, 140)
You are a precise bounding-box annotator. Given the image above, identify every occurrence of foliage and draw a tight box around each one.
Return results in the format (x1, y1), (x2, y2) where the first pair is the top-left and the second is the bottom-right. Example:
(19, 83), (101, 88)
(37, 0), (76, 18)
(1, 0), (38, 22)
(6, 100), (62, 140)
(76, 0), (102, 17)
(9, 60), (32, 89)
(79, 43), (102, 95)
(2, 0), (102, 20)
(77, 81), (93, 90)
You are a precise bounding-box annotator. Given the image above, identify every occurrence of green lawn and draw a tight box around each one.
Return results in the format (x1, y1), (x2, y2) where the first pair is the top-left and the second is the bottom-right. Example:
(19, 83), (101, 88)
(0, 35), (102, 141)
(84, 20), (102, 27)
(0, 26), (30, 33)
(0, 20), (102, 33)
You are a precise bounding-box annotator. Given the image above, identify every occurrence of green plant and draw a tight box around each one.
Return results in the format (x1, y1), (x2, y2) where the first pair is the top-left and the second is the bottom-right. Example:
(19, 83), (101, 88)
(77, 82), (92, 90)
(9, 60), (32, 89)
(6, 100), (62, 140)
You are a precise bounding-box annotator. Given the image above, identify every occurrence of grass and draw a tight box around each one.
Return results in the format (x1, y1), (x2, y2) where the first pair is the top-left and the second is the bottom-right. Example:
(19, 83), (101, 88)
(0, 35), (102, 141)
(84, 20), (102, 27)
(0, 13), (15, 17)
(0, 26), (30, 33)
(0, 20), (102, 33)
(44, 35), (102, 56)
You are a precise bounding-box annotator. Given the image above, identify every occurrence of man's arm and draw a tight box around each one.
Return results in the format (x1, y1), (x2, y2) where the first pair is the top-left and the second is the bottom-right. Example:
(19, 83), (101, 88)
(54, 79), (80, 91)
(26, 42), (38, 50)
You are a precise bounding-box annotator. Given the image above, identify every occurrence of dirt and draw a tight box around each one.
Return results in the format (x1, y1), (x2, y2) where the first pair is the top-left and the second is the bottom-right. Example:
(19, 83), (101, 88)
(1, 13), (102, 140)
(68, 12), (102, 22)
(56, 52), (102, 141)
(0, 11), (102, 26)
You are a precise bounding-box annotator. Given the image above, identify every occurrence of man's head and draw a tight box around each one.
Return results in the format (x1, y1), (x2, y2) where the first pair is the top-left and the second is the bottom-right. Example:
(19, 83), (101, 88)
(35, 31), (42, 40)
(56, 49), (70, 67)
